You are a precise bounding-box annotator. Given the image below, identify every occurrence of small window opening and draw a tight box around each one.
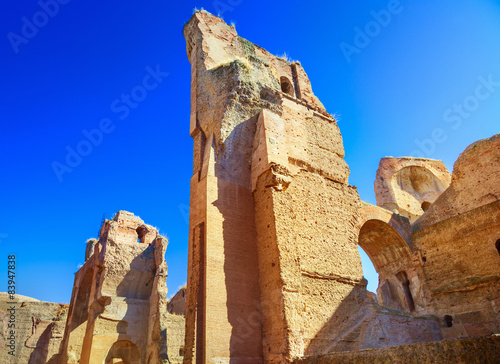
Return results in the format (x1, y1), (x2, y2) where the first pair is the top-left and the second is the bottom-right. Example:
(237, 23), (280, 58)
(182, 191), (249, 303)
(421, 201), (431, 212)
(179, 346), (185, 356)
(136, 226), (146, 244)
(280, 76), (293, 96)
(444, 315), (453, 327)
(496, 239), (500, 256)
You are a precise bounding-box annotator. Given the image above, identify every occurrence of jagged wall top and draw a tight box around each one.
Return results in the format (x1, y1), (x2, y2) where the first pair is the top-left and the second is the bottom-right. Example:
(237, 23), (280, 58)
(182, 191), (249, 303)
(184, 10), (328, 115)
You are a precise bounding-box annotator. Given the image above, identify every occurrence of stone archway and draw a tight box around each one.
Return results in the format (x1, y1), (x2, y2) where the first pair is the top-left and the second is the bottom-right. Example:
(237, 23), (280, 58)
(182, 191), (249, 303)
(358, 204), (418, 313)
(358, 219), (412, 272)
(105, 340), (140, 364)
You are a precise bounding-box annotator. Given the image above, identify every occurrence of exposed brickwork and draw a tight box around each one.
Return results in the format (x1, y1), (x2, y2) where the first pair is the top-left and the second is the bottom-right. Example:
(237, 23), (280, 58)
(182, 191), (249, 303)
(182, 10), (452, 363)
(293, 335), (500, 364)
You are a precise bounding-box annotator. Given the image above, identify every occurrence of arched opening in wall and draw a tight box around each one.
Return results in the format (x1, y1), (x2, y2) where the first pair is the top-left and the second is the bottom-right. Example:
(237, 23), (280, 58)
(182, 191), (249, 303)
(105, 340), (140, 364)
(496, 239), (500, 256)
(358, 219), (414, 312)
(358, 246), (379, 296)
(136, 226), (146, 243)
(421, 201), (431, 212)
(280, 76), (293, 96)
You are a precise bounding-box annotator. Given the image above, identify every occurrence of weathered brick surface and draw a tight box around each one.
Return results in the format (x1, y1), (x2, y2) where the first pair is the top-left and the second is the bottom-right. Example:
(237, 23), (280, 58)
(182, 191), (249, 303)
(414, 134), (500, 229)
(0, 294), (68, 364)
(293, 335), (500, 364)
(183, 10), (444, 363)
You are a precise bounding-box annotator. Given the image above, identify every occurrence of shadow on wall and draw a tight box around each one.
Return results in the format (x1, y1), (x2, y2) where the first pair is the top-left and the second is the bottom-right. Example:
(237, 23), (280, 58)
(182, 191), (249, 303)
(28, 323), (54, 364)
(110, 246), (157, 363)
(114, 246), (156, 300)
(215, 115), (264, 360)
(105, 340), (141, 364)
(303, 272), (440, 357)
(357, 209), (419, 313)
(304, 215), (440, 356)
(60, 241), (161, 364)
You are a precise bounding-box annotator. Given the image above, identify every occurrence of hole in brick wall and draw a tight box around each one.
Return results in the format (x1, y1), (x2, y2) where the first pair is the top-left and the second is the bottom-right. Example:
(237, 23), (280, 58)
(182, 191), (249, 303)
(179, 347), (184, 356)
(444, 315), (453, 327)
(280, 76), (293, 96)
(136, 226), (146, 244)
(496, 239), (500, 256)
(421, 201), (431, 212)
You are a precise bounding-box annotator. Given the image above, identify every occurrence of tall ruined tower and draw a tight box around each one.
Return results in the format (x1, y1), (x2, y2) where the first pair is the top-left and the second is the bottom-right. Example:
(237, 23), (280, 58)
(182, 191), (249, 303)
(183, 11), (440, 363)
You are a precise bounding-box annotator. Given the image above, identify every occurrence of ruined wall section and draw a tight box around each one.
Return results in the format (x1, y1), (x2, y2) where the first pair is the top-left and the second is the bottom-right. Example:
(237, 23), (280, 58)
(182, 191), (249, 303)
(167, 287), (186, 316)
(184, 10), (444, 363)
(293, 334), (500, 364)
(251, 96), (441, 361)
(59, 211), (169, 364)
(166, 313), (185, 364)
(183, 10), (331, 363)
(375, 158), (451, 222)
(401, 134), (500, 339)
(78, 214), (158, 364)
(0, 294), (68, 364)
(412, 200), (500, 338)
(414, 134), (500, 230)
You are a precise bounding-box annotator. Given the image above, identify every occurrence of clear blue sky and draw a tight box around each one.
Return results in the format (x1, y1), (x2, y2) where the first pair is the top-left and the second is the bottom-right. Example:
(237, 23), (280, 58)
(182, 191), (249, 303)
(1, 0), (499, 303)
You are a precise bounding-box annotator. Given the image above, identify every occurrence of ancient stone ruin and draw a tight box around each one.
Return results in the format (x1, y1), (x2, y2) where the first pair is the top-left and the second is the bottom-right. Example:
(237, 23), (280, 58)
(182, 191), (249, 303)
(56, 211), (170, 364)
(1, 9), (499, 364)
(0, 294), (68, 363)
(182, 10), (500, 363)
(0, 211), (188, 364)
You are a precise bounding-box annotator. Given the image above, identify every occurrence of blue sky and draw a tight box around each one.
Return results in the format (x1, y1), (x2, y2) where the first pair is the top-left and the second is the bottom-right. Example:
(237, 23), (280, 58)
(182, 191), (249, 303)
(1, 0), (499, 303)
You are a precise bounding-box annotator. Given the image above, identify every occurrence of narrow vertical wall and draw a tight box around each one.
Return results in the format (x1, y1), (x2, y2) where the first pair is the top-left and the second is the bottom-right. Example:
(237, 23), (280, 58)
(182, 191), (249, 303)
(183, 12), (264, 363)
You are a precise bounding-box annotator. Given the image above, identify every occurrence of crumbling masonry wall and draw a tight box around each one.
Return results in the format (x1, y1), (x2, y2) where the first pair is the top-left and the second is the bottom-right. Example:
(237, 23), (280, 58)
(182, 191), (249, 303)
(0, 294), (68, 364)
(58, 211), (169, 364)
(183, 11), (442, 363)
(411, 134), (500, 338)
(367, 135), (500, 340)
